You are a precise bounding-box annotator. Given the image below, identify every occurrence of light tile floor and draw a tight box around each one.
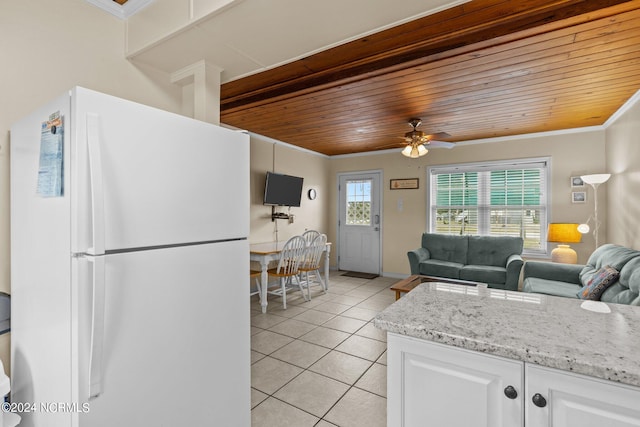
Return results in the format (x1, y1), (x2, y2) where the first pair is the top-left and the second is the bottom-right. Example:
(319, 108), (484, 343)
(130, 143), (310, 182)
(250, 272), (397, 427)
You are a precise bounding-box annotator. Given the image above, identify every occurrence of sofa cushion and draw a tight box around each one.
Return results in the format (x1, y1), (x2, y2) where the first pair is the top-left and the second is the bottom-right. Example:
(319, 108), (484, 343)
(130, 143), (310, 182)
(579, 244), (640, 285)
(577, 265), (620, 300)
(421, 233), (468, 265)
(601, 257), (640, 305)
(522, 277), (580, 298)
(467, 235), (524, 267)
(418, 259), (463, 279)
(460, 265), (505, 285)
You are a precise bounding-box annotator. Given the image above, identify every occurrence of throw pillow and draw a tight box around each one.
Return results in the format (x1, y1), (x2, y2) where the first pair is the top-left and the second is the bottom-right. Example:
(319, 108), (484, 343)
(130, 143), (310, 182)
(577, 265), (620, 300)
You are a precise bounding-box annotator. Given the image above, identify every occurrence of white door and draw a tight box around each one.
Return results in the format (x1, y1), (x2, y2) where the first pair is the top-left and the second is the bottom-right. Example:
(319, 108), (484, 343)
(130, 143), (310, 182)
(72, 240), (250, 427)
(526, 364), (640, 427)
(71, 87), (249, 254)
(338, 172), (381, 274)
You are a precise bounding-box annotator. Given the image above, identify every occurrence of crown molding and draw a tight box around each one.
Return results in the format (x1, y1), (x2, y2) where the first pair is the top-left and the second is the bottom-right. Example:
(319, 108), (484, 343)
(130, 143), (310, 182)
(85, 0), (153, 19)
(603, 88), (640, 128)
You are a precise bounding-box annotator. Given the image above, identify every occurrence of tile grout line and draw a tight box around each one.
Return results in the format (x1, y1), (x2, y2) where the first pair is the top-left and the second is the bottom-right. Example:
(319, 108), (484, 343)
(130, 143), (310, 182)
(250, 275), (395, 426)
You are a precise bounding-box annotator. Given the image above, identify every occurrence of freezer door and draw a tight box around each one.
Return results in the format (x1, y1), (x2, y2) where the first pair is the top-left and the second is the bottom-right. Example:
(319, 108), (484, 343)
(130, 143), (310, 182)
(70, 87), (249, 254)
(71, 240), (250, 427)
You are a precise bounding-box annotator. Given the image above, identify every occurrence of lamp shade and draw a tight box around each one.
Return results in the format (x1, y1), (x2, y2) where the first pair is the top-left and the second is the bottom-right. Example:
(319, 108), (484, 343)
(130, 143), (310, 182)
(401, 143), (428, 158)
(547, 223), (581, 243)
(580, 174), (611, 185)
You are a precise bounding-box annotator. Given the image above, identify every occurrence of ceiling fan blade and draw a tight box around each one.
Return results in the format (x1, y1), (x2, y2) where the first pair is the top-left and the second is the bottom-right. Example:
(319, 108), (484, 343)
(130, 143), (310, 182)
(426, 140), (455, 149)
(426, 132), (451, 140)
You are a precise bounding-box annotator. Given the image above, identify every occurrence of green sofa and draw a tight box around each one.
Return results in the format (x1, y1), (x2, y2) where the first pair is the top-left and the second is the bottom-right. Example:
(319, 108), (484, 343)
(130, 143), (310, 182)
(407, 233), (524, 290)
(523, 244), (640, 305)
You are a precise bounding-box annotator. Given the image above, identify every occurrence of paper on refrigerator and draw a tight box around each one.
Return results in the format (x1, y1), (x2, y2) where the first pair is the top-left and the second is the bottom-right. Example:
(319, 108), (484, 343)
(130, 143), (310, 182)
(36, 111), (64, 197)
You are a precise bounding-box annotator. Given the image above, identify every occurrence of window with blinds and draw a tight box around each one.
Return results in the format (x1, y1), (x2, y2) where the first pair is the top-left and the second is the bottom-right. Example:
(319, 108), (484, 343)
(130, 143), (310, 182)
(428, 158), (549, 255)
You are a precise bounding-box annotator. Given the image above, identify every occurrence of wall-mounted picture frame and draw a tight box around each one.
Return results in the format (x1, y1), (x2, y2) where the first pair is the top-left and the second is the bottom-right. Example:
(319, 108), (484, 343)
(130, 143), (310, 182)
(571, 176), (584, 188)
(572, 191), (587, 203)
(390, 178), (419, 190)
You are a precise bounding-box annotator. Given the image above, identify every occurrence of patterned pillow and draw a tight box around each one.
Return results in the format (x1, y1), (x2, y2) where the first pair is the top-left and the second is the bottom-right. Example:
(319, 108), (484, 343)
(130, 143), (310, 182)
(577, 265), (620, 300)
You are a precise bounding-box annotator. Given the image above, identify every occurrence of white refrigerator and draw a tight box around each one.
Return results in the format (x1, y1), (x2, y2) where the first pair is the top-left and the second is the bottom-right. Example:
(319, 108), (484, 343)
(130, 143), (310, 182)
(10, 87), (250, 426)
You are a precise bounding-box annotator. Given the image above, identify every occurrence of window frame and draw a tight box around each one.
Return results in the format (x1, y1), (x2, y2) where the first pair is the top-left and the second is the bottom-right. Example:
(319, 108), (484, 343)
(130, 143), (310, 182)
(426, 157), (551, 257)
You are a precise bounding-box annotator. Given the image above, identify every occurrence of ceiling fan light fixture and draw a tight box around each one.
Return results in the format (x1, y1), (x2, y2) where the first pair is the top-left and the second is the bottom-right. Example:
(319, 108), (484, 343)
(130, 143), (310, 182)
(401, 143), (428, 158)
(399, 118), (449, 158)
(401, 145), (413, 157)
(405, 130), (426, 142)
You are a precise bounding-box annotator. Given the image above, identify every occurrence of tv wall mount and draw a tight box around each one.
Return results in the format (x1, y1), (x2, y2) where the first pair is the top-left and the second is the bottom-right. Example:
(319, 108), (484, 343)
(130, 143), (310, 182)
(271, 206), (294, 223)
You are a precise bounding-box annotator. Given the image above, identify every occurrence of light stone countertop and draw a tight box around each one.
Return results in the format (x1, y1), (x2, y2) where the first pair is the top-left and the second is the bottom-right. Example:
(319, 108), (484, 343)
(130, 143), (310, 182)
(374, 282), (640, 387)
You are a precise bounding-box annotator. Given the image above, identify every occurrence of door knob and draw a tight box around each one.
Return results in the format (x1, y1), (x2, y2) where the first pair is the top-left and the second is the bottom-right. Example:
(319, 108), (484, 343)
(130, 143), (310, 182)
(503, 385), (518, 399)
(532, 393), (547, 408)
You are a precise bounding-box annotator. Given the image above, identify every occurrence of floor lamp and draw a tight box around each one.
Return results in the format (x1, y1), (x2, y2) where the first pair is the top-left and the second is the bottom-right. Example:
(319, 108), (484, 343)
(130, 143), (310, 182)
(579, 173), (611, 249)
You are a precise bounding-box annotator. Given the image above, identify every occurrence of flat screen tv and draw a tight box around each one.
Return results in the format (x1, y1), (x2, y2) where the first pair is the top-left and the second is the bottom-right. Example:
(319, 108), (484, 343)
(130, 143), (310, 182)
(263, 172), (304, 207)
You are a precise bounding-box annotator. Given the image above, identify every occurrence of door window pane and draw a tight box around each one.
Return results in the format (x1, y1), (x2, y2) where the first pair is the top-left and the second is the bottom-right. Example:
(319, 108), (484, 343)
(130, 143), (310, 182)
(346, 179), (371, 225)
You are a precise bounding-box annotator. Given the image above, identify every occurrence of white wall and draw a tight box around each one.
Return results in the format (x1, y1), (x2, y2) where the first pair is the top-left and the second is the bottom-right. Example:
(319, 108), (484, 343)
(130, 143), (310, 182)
(249, 134), (330, 245)
(0, 0), (182, 373)
(606, 95), (640, 249)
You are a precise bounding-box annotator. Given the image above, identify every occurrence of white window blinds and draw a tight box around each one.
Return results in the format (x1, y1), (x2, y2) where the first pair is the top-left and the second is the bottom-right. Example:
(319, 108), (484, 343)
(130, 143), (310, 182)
(428, 158), (549, 255)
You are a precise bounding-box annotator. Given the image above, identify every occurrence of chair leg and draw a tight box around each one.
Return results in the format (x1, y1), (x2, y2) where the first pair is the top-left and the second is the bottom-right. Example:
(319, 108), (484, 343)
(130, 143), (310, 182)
(304, 272), (311, 301)
(316, 269), (327, 293)
(297, 273), (310, 302)
(281, 277), (287, 309)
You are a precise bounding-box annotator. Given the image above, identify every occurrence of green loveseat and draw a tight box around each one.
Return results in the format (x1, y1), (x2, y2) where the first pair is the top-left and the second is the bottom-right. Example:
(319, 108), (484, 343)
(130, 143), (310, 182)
(407, 233), (524, 290)
(523, 244), (640, 305)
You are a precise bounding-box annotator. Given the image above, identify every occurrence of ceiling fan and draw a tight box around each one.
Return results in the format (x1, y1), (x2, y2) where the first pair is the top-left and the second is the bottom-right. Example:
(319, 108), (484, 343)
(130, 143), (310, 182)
(401, 118), (454, 158)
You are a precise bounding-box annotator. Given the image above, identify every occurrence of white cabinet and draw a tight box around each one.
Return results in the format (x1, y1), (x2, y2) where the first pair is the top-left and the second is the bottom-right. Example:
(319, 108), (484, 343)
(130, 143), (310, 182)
(388, 333), (523, 427)
(388, 333), (640, 427)
(526, 364), (640, 427)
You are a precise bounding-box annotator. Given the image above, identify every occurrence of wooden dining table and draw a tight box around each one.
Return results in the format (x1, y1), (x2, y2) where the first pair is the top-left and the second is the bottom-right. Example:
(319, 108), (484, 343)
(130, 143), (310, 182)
(250, 240), (332, 313)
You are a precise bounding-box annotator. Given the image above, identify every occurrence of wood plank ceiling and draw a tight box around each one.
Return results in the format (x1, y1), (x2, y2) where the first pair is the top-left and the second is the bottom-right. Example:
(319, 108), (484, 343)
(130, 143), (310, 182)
(219, 0), (640, 156)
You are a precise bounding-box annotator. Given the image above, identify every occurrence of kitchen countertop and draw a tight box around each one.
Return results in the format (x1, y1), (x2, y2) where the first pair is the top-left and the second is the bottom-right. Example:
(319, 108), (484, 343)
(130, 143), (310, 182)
(374, 282), (640, 387)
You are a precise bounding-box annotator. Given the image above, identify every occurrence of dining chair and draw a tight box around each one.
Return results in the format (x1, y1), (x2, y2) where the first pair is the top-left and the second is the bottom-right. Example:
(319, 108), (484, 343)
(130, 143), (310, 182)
(265, 235), (307, 309)
(302, 229), (320, 245)
(298, 233), (328, 300)
(249, 270), (262, 297)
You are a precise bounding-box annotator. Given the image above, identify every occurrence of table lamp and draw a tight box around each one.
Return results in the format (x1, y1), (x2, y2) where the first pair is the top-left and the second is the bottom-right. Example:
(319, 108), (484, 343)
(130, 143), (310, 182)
(547, 223), (581, 264)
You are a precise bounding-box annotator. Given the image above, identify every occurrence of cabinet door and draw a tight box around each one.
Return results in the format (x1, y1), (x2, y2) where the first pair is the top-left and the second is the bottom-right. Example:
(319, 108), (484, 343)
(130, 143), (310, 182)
(526, 364), (640, 427)
(388, 333), (523, 427)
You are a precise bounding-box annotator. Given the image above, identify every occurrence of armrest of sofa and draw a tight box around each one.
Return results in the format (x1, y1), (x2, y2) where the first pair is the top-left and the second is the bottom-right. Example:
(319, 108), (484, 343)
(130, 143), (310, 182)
(523, 261), (584, 284)
(407, 247), (431, 275)
(504, 254), (524, 291)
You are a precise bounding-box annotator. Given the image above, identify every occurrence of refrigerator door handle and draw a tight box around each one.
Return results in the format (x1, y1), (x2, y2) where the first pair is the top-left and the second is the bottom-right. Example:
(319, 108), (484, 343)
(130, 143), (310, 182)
(86, 113), (106, 256)
(87, 255), (106, 400)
